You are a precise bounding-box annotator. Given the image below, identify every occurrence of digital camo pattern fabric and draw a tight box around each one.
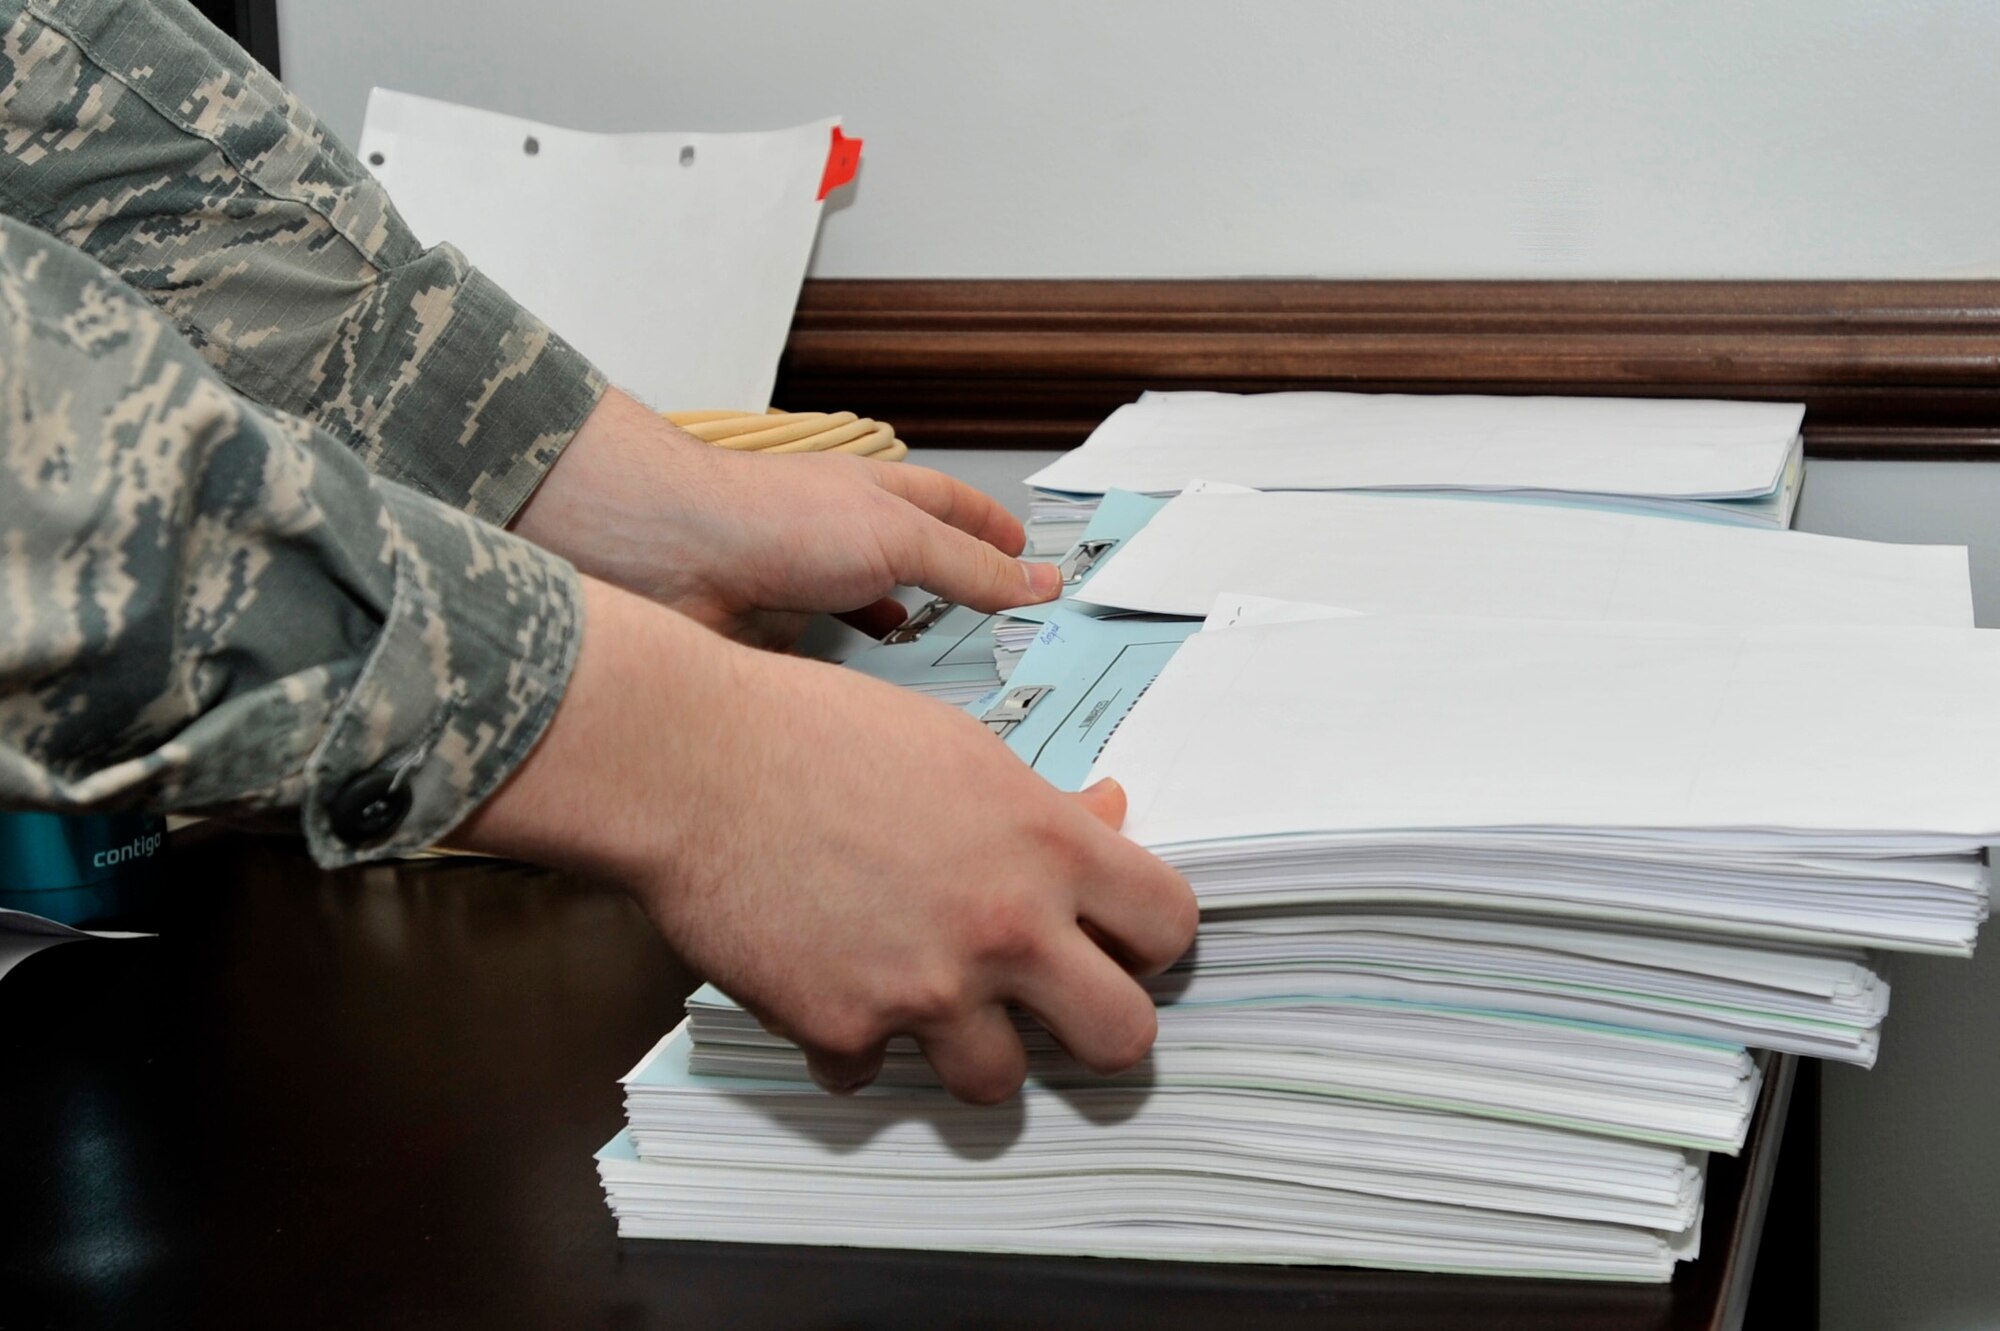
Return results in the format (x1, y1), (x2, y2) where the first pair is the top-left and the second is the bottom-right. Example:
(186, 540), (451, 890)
(0, 0), (607, 527)
(0, 212), (583, 866)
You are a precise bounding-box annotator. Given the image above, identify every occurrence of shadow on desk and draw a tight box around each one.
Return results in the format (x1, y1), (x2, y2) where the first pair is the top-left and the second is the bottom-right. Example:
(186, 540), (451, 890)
(0, 833), (1811, 1331)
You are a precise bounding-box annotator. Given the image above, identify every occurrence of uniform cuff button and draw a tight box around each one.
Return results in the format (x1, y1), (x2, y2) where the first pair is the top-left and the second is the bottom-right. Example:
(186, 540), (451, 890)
(327, 770), (414, 846)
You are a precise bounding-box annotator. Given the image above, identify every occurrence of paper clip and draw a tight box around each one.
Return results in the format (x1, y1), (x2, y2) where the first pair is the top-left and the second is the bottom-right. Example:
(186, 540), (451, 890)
(1059, 539), (1116, 586)
(980, 684), (1054, 739)
(882, 598), (954, 645)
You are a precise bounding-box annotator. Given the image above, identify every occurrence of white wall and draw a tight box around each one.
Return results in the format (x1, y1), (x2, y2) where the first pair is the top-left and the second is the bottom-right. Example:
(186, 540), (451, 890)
(278, 0), (2000, 280)
(279, 5), (2000, 1326)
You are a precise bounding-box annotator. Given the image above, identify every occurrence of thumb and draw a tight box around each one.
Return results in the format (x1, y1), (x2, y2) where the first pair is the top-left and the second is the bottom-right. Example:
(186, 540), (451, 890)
(1070, 776), (1128, 830)
(893, 518), (1061, 613)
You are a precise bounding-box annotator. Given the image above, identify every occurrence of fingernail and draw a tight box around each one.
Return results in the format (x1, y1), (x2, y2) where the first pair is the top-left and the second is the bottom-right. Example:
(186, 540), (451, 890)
(1026, 561), (1061, 599)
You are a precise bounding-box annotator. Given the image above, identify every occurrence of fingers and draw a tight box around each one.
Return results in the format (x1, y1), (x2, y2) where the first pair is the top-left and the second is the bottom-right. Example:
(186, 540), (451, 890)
(744, 998), (885, 1095)
(1013, 929), (1161, 1075)
(801, 1039), (889, 1096)
(870, 462), (1028, 557)
(890, 518), (1061, 613)
(1070, 776), (1127, 829)
(836, 597), (911, 639)
(1066, 819), (1201, 978)
(1067, 776), (1201, 971)
(916, 1004), (1030, 1105)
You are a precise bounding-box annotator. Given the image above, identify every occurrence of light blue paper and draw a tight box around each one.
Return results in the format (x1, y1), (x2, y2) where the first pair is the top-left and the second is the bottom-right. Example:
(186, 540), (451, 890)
(843, 601), (1002, 693)
(967, 489), (1201, 787)
(981, 609), (1201, 791)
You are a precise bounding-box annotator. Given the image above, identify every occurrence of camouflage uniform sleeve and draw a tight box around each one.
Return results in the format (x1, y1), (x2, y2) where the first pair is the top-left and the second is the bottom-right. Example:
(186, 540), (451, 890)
(0, 0), (608, 528)
(0, 211), (582, 868)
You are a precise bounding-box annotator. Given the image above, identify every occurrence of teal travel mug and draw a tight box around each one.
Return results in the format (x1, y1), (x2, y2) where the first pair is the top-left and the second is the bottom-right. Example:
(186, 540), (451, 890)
(0, 810), (168, 928)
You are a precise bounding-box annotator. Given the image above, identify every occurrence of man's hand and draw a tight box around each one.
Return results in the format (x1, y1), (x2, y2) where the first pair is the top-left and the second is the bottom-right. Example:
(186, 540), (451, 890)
(512, 389), (1060, 648)
(453, 579), (1199, 1103)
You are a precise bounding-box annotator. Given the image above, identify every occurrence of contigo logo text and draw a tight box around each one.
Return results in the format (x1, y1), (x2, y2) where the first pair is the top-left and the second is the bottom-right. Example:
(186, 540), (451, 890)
(92, 831), (163, 868)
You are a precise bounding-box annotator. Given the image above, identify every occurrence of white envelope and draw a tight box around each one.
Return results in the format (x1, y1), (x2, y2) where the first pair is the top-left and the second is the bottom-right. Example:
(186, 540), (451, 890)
(1093, 617), (2000, 844)
(1080, 489), (1973, 625)
(1029, 390), (1804, 500)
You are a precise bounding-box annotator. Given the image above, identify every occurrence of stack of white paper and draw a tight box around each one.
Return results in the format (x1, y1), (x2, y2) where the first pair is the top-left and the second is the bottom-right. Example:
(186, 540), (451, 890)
(680, 985), (1760, 1148)
(604, 432), (1997, 1281)
(625, 1024), (1706, 1228)
(600, 1023), (1709, 1280)
(1023, 390), (1806, 552)
(1097, 617), (2000, 954)
(1165, 914), (1889, 1064)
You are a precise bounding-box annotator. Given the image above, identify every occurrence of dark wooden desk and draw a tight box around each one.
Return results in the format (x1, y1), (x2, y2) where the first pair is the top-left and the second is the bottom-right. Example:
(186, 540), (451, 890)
(1, 832), (1810, 1330)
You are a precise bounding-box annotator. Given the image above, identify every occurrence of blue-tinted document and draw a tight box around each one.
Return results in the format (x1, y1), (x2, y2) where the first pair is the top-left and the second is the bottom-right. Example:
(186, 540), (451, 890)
(975, 609), (1201, 791)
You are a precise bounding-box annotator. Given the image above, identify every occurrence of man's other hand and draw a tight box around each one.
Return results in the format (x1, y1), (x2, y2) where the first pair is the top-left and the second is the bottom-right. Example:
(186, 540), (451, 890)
(511, 389), (1060, 649)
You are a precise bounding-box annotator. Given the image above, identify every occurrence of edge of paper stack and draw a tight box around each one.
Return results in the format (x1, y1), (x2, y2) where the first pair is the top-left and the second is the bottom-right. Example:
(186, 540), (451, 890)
(599, 390), (1989, 1282)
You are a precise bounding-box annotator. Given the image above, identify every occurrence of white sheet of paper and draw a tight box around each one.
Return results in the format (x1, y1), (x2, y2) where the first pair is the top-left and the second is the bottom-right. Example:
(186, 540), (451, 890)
(1080, 491), (1973, 626)
(1090, 617), (2000, 844)
(1202, 592), (1364, 632)
(0, 907), (145, 983)
(1179, 478), (1262, 497)
(0, 930), (71, 982)
(359, 89), (833, 411)
(1027, 391), (1804, 499)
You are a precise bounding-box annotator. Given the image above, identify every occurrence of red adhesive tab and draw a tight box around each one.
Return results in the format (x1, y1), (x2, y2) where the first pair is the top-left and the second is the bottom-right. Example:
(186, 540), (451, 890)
(818, 125), (862, 201)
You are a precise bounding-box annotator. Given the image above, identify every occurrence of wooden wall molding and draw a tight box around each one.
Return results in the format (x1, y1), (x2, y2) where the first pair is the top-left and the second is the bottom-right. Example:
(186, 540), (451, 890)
(774, 280), (2000, 459)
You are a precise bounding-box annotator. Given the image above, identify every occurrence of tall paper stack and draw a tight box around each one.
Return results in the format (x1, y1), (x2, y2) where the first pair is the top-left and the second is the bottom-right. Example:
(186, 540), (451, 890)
(598, 413), (1996, 1281)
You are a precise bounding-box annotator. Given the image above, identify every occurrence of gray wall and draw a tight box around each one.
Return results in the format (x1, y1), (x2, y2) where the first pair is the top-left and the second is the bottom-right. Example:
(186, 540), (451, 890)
(1794, 463), (2000, 1331)
(277, 5), (2000, 1324)
(279, 0), (2000, 279)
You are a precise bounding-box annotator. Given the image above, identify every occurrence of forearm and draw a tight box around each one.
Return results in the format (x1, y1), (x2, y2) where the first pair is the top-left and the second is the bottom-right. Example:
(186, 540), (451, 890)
(0, 0), (605, 525)
(0, 213), (578, 866)
(451, 577), (735, 883)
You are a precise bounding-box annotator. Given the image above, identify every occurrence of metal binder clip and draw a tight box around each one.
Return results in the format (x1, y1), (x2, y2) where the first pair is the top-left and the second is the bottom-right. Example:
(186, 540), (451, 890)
(1058, 539), (1116, 586)
(980, 684), (1054, 739)
(882, 598), (953, 645)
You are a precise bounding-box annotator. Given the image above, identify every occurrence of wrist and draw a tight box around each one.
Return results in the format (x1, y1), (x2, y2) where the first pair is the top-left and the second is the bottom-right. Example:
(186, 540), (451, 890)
(448, 575), (746, 883)
(511, 388), (701, 548)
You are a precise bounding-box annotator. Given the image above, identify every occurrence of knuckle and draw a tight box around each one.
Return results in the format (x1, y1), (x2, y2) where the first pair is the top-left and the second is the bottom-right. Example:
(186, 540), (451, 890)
(965, 890), (1050, 967)
(863, 481), (907, 519)
(807, 450), (869, 487)
(864, 493), (921, 561)
(922, 472), (963, 526)
(886, 968), (965, 1028)
(1022, 815), (1096, 881)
